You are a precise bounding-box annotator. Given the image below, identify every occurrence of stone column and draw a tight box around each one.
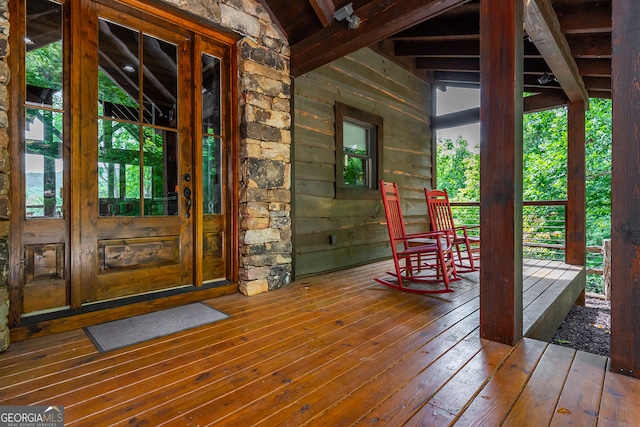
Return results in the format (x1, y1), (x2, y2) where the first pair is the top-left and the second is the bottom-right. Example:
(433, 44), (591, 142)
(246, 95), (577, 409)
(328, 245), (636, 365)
(238, 37), (292, 296)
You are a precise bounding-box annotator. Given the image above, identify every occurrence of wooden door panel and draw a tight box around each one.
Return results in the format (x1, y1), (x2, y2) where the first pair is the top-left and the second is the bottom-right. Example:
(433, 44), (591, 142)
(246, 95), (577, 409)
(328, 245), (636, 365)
(92, 263), (187, 301)
(22, 242), (67, 313)
(98, 236), (180, 271)
(202, 215), (225, 281)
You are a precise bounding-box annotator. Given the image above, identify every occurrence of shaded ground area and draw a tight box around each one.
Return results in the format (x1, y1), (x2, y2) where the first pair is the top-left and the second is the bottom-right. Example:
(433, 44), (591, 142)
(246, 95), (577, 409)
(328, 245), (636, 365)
(551, 295), (610, 357)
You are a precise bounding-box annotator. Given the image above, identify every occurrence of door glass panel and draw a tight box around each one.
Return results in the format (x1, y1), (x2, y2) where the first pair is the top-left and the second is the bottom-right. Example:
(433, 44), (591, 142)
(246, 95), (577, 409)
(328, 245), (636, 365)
(143, 35), (177, 128)
(26, 0), (63, 107)
(98, 18), (178, 217)
(98, 120), (141, 216)
(202, 54), (221, 214)
(98, 19), (140, 121)
(203, 136), (221, 214)
(143, 127), (178, 216)
(24, 0), (64, 219)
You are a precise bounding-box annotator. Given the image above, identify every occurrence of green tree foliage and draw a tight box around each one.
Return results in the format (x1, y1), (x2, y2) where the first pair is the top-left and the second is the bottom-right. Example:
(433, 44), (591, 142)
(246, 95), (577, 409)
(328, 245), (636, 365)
(436, 136), (479, 201)
(437, 98), (612, 249)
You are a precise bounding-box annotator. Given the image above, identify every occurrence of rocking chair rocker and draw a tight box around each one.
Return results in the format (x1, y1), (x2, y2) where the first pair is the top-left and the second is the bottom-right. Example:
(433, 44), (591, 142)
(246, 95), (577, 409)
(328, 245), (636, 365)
(375, 181), (458, 294)
(425, 188), (480, 272)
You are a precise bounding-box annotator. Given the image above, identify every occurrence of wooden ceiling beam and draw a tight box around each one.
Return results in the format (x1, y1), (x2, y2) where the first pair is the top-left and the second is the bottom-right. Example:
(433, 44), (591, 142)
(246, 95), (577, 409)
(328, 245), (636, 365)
(389, 13), (479, 40)
(524, 0), (589, 106)
(308, 0), (335, 27)
(523, 91), (568, 113)
(395, 39), (542, 57)
(431, 107), (479, 130)
(395, 40), (480, 57)
(565, 33), (612, 58)
(417, 57), (555, 74)
(290, 0), (471, 76)
(555, 4), (612, 34)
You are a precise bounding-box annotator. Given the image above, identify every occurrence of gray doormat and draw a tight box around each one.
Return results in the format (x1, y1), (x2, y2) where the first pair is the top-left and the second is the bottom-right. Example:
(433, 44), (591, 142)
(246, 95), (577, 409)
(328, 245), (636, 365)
(84, 302), (229, 353)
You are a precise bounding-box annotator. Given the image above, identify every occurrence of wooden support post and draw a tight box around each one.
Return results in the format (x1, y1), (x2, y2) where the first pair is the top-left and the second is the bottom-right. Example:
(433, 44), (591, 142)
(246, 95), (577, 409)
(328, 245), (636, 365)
(566, 100), (586, 267)
(611, 0), (640, 378)
(479, 0), (524, 345)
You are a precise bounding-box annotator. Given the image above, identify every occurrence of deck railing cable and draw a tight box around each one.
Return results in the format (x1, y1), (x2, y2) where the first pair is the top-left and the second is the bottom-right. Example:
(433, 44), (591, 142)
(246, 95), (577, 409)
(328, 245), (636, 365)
(449, 200), (605, 294)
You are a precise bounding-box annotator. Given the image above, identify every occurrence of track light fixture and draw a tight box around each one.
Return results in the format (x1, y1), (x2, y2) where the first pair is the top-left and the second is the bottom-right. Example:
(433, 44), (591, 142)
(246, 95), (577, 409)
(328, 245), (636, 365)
(333, 2), (361, 30)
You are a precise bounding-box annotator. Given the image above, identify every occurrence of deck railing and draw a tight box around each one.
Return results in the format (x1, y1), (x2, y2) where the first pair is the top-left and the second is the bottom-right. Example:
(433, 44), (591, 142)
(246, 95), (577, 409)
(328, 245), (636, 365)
(449, 200), (606, 294)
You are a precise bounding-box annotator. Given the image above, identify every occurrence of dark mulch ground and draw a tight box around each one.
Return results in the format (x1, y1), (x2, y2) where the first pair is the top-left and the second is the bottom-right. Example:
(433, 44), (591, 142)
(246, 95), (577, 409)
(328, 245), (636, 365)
(551, 295), (610, 357)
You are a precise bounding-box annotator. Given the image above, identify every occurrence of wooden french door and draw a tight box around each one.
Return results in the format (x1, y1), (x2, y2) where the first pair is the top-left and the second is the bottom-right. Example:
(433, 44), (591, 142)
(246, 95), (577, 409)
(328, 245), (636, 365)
(12, 0), (233, 321)
(75, 6), (194, 303)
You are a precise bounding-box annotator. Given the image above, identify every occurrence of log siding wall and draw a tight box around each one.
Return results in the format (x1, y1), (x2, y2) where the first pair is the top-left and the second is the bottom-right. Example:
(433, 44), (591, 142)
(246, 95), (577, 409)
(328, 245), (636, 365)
(294, 48), (433, 277)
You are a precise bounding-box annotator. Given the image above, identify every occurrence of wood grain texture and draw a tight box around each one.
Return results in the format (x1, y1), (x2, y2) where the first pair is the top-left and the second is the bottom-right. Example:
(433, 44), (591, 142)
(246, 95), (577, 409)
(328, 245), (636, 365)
(566, 100), (586, 266)
(294, 48), (432, 278)
(610, 0), (640, 379)
(479, 0), (524, 345)
(2, 259), (629, 426)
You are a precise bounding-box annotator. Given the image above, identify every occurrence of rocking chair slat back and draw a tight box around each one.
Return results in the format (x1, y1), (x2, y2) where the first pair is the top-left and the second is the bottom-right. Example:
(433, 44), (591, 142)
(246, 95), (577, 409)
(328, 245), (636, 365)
(381, 181), (409, 249)
(425, 188), (480, 272)
(376, 181), (458, 294)
(426, 189), (456, 231)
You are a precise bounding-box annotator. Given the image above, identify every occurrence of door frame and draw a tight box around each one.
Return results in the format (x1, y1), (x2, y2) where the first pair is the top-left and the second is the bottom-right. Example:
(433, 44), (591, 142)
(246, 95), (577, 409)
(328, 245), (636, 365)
(8, 0), (240, 325)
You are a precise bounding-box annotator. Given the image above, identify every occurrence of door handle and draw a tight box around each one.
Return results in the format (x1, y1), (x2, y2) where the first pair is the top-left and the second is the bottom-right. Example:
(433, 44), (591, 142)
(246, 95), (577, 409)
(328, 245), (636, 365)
(183, 187), (192, 218)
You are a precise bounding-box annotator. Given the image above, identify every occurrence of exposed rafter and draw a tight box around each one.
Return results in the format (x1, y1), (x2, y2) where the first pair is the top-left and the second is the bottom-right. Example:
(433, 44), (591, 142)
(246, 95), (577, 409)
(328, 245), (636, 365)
(524, 0), (589, 107)
(291, 0), (471, 76)
(308, 0), (335, 27)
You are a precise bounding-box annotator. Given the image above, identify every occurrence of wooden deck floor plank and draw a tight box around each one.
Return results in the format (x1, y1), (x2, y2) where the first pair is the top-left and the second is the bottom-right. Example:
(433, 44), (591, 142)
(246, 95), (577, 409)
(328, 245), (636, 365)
(0, 329), (86, 362)
(65, 290), (433, 425)
(0, 259), (635, 426)
(453, 337), (548, 426)
(502, 344), (576, 427)
(523, 263), (573, 309)
(521, 259), (558, 290)
(134, 285), (481, 426)
(0, 330), (93, 374)
(311, 328), (486, 426)
(598, 365), (640, 426)
(167, 298), (479, 426)
(29, 288), (402, 408)
(423, 339), (514, 416)
(1, 286), (393, 405)
(549, 350), (607, 427)
(243, 294), (480, 427)
(307, 324), (484, 427)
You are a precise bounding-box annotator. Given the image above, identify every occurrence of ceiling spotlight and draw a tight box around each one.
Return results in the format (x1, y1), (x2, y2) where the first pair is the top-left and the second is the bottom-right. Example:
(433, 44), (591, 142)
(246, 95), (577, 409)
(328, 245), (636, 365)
(537, 72), (557, 85)
(333, 2), (361, 30)
(122, 65), (136, 73)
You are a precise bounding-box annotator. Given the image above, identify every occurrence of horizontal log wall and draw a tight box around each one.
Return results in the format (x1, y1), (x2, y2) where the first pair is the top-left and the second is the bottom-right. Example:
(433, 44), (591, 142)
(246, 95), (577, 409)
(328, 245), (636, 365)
(294, 48), (433, 277)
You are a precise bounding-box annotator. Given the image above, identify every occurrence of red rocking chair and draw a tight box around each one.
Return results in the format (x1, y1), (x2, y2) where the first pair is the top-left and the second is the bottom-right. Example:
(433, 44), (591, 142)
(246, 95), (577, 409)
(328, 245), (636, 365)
(376, 181), (458, 294)
(425, 188), (480, 272)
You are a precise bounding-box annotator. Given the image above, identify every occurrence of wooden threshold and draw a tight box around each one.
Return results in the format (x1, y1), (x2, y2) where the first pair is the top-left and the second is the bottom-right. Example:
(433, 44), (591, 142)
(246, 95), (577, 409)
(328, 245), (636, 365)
(2, 259), (637, 425)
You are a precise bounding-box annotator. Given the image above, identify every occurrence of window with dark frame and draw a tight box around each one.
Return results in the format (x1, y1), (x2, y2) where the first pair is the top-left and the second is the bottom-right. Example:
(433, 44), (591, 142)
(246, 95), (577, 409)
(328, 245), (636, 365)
(335, 102), (383, 199)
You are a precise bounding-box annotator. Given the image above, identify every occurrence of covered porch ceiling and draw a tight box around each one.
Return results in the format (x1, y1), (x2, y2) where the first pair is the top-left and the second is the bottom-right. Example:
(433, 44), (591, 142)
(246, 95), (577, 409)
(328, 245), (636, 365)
(257, 0), (611, 109)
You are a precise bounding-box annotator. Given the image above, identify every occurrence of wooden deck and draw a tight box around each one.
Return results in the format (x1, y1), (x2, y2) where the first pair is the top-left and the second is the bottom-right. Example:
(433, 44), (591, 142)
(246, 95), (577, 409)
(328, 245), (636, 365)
(1, 259), (639, 426)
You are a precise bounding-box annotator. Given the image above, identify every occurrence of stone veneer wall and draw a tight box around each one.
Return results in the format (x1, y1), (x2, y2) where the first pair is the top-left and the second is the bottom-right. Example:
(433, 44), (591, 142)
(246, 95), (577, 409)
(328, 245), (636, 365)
(0, 0), (291, 351)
